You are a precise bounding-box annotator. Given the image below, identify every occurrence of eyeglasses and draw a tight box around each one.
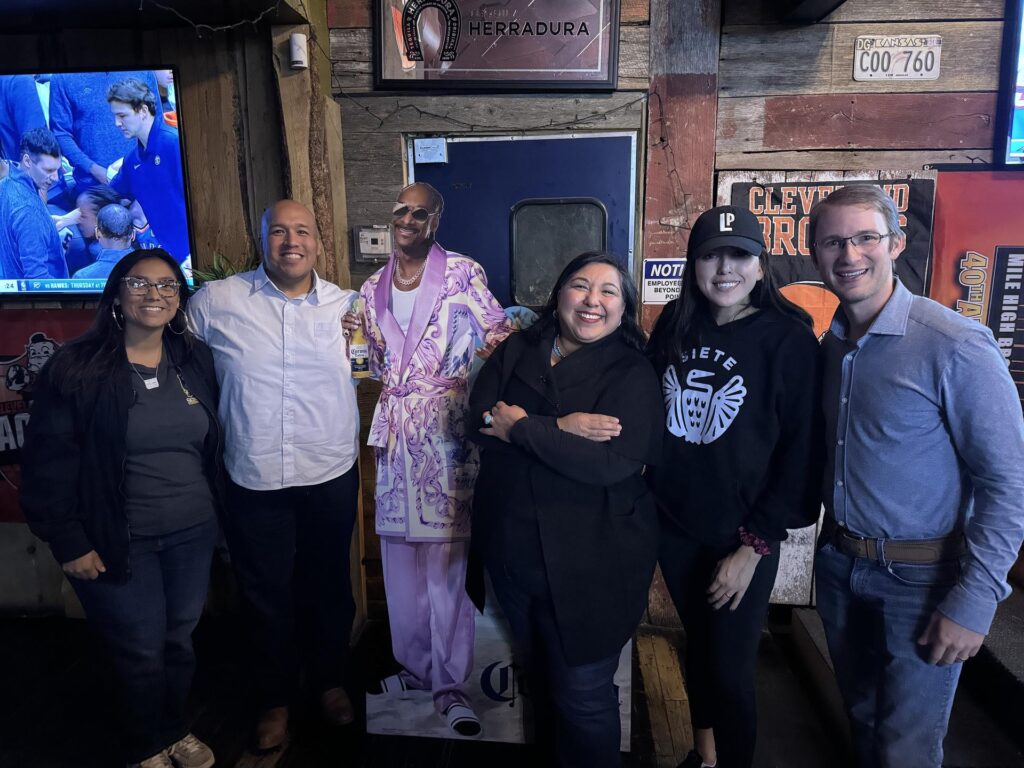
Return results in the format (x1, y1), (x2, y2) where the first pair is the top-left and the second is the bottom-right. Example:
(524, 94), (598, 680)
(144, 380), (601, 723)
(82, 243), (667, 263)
(121, 276), (181, 297)
(391, 203), (435, 222)
(816, 232), (894, 254)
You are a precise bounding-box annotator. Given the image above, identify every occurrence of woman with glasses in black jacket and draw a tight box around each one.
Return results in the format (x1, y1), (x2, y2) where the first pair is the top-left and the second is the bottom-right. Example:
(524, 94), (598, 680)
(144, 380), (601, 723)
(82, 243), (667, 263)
(21, 248), (222, 768)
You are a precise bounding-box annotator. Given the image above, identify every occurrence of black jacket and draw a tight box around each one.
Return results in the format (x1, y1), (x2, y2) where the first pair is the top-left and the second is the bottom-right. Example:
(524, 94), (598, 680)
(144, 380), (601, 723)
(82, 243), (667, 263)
(468, 326), (664, 666)
(20, 334), (222, 583)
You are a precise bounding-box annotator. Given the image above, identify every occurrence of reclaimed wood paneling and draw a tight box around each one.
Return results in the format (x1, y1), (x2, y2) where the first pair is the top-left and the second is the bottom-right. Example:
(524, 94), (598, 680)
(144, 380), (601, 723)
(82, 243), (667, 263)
(645, 74), (718, 255)
(717, 92), (997, 154)
(330, 27), (373, 91)
(716, 148), (993, 169)
(623, 0), (651, 24)
(340, 92), (647, 133)
(327, 0), (371, 28)
(724, 0), (1004, 25)
(619, 24), (651, 89)
(164, 27), (260, 269)
(643, 0), (720, 337)
(329, 24), (651, 93)
(720, 21), (1002, 97)
(237, 26), (286, 254)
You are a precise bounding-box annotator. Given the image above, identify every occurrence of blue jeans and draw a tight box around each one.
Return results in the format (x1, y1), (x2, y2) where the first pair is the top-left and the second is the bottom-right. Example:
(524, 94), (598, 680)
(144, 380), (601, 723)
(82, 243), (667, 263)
(815, 543), (963, 768)
(488, 559), (622, 768)
(71, 516), (218, 762)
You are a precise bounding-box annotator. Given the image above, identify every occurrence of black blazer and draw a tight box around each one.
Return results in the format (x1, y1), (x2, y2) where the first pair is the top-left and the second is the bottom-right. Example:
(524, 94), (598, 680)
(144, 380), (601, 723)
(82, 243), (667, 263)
(468, 326), (664, 666)
(20, 334), (222, 583)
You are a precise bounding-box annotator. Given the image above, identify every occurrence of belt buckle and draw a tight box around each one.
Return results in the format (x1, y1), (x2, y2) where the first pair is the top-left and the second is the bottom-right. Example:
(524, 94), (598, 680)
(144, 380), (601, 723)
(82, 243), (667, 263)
(838, 528), (875, 560)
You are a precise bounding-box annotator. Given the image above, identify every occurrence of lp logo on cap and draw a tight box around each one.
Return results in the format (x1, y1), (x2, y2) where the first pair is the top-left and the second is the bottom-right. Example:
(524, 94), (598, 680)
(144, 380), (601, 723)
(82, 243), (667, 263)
(719, 212), (735, 232)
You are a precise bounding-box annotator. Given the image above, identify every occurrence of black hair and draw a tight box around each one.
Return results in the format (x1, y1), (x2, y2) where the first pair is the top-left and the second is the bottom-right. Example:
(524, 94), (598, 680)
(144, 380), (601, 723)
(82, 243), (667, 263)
(106, 78), (157, 116)
(524, 251), (647, 352)
(96, 204), (134, 241)
(19, 127), (60, 160)
(647, 247), (813, 366)
(77, 184), (125, 211)
(40, 249), (192, 396)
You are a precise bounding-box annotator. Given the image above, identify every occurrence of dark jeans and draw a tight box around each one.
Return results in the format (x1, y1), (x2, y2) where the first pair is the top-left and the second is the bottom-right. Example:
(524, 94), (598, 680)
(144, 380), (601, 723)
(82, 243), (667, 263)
(71, 515), (218, 762)
(487, 557), (622, 768)
(658, 523), (780, 768)
(224, 465), (359, 710)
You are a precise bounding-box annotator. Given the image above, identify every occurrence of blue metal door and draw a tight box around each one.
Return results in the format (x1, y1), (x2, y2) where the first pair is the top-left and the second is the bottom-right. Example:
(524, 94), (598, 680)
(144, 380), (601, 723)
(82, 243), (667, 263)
(409, 133), (637, 307)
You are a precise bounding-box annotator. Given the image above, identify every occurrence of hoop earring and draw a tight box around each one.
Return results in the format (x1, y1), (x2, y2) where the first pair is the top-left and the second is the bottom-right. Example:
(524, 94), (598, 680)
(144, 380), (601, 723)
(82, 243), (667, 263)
(111, 303), (124, 331)
(167, 307), (188, 336)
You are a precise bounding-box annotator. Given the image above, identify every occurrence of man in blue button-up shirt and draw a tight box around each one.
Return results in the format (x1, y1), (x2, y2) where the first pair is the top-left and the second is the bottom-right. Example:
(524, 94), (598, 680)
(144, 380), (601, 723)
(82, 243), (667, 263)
(809, 184), (1024, 768)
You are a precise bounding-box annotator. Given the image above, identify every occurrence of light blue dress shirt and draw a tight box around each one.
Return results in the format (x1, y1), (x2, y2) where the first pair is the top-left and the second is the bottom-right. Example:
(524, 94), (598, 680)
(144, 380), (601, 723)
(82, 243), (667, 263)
(188, 265), (359, 491)
(822, 280), (1024, 634)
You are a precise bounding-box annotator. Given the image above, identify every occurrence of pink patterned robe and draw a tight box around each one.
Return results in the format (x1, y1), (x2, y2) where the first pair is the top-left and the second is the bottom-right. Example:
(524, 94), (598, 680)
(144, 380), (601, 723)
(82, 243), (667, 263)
(361, 243), (510, 542)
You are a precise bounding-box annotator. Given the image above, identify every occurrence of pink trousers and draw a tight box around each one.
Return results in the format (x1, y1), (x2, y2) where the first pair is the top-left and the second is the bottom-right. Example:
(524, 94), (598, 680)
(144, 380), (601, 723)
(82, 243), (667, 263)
(380, 537), (476, 713)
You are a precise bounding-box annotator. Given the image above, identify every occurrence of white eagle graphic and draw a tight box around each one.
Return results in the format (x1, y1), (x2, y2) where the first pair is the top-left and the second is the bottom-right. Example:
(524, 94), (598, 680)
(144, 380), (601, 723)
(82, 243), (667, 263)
(664, 365), (747, 444)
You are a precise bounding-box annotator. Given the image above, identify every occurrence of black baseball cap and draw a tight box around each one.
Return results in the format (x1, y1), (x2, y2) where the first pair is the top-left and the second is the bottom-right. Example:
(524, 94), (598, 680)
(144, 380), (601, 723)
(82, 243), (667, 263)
(688, 205), (765, 260)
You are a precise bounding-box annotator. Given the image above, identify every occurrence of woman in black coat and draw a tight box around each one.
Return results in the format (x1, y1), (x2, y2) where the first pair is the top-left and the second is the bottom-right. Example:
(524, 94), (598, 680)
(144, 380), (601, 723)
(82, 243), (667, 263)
(468, 252), (663, 768)
(20, 249), (222, 768)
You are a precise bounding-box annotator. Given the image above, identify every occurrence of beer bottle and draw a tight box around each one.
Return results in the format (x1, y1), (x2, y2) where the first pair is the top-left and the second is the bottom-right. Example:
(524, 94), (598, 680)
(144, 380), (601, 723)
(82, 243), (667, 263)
(349, 298), (371, 379)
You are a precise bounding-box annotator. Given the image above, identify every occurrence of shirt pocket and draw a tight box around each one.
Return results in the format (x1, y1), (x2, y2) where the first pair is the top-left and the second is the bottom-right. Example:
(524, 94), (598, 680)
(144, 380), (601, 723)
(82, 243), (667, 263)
(314, 320), (340, 360)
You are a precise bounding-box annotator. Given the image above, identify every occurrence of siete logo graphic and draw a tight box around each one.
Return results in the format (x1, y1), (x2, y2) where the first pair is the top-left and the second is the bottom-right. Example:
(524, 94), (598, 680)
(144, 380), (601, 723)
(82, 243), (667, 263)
(402, 0), (461, 62)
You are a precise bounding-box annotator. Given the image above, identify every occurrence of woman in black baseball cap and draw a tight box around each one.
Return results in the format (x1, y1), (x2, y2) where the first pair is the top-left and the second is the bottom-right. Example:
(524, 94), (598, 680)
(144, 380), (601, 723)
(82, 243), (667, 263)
(646, 206), (822, 768)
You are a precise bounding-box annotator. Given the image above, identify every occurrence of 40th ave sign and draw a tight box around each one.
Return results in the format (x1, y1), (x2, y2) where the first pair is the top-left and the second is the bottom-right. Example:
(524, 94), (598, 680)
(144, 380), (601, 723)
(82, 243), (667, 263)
(375, 0), (619, 90)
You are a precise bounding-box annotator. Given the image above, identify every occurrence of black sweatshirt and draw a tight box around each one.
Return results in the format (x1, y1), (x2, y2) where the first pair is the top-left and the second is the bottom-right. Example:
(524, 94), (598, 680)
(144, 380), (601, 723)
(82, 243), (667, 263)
(646, 307), (822, 547)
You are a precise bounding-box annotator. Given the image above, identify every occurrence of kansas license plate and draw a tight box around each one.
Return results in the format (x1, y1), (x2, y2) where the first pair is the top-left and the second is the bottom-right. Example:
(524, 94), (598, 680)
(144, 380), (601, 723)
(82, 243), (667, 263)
(853, 35), (942, 81)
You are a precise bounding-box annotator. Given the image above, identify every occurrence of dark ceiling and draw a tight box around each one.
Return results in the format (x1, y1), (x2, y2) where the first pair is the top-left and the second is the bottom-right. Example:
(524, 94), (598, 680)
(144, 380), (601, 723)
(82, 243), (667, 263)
(1, 0), (307, 32)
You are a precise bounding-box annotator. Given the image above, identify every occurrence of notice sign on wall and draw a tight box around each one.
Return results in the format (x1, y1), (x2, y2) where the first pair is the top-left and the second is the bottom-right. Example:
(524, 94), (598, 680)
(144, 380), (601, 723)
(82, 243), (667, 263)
(642, 258), (685, 305)
(930, 171), (1024, 408)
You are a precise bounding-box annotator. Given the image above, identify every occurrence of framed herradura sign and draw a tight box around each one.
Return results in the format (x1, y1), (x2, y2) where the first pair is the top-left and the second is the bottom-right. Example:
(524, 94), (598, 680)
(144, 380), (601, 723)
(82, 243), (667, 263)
(374, 0), (620, 91)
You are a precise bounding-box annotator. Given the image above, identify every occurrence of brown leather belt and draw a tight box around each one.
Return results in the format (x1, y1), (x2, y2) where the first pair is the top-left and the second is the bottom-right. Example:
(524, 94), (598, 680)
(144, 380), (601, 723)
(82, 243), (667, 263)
(830, 526), (966, 564)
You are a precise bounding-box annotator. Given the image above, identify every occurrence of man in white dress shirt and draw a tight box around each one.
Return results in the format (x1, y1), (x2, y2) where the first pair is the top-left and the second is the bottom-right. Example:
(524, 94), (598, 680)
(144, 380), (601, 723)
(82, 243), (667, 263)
(188, 199), (360, 754)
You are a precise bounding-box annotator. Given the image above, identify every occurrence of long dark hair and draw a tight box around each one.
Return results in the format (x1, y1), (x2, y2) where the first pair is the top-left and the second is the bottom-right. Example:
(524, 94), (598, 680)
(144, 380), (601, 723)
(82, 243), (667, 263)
(524, 251), (647, 352)
(41, 249), (193, 396)
(647, 248), (813, 366)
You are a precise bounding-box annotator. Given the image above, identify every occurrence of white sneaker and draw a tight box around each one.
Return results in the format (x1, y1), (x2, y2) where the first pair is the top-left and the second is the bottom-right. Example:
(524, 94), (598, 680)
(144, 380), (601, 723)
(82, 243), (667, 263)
(127, 752), (174, 768)
(167, 733), (215, 768)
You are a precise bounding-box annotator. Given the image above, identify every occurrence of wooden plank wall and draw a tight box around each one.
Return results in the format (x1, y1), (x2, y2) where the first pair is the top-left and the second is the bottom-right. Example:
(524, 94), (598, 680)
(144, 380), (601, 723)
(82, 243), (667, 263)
(717, 0), (1004, 170)
(327, 2), (652, 618)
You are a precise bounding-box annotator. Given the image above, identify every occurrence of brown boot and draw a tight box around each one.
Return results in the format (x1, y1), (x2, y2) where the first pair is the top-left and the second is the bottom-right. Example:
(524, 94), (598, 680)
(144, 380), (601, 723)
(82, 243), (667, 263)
(251, 706), (289, 755)
(321, 687), (355, 726)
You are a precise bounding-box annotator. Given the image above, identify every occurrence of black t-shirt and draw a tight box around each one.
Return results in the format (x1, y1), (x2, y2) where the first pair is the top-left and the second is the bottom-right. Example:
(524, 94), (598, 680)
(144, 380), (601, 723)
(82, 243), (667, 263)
(646, 307), (822, 546)
(124, 355), (216, 537)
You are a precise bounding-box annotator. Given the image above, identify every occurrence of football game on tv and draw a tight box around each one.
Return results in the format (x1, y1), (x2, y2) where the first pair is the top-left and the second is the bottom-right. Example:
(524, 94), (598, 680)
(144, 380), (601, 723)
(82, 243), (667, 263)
(0, 68), (192, 296)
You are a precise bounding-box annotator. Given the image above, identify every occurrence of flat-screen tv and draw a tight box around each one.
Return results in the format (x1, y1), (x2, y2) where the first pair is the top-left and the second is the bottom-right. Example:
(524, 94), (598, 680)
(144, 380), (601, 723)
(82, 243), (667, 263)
(0, 67), (193, 296)
(997, 0), (1024, 166)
